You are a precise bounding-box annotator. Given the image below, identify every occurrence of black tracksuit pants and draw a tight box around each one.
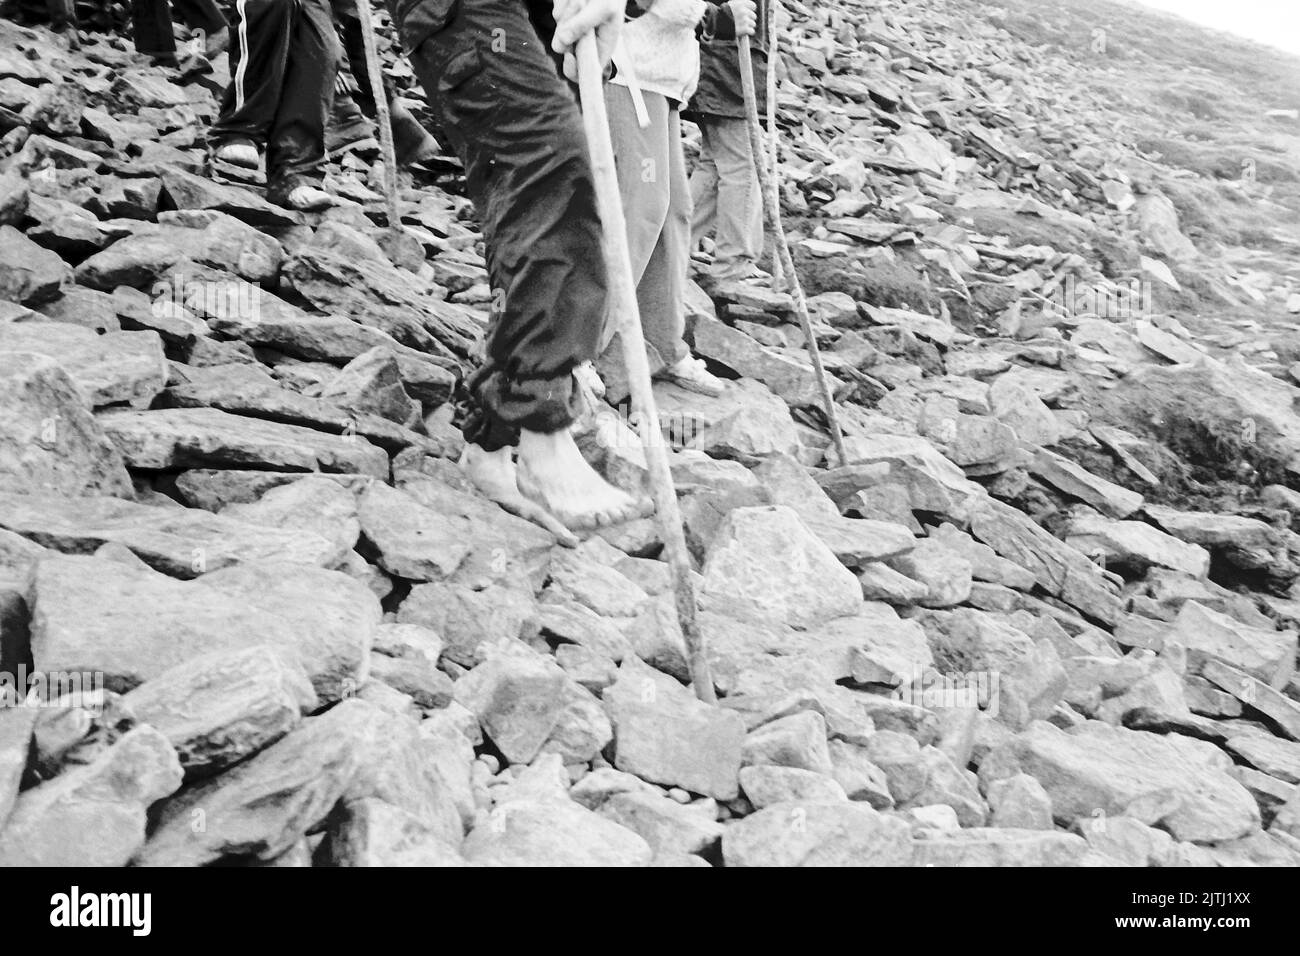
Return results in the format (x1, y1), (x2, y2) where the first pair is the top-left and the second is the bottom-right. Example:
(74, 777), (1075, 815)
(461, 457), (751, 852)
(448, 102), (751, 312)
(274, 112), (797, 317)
(212, 0), (341, 193)
(392, 0), (607, 451)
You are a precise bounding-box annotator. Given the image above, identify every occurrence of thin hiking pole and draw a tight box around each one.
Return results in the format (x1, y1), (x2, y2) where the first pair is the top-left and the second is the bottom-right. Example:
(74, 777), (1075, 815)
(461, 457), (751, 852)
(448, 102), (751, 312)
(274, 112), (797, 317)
(738, 34), (848, 466)
(354, 0), (403, 238)
(575, 33), (716, 704)
(765, 0), (782, 290)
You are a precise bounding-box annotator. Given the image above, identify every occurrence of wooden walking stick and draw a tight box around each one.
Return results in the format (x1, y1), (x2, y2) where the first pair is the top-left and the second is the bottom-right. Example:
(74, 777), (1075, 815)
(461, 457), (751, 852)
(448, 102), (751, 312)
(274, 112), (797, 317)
(738, 33), (848, 466)
(575, 33), (716, 704)
(354, 0), (405, 242)
(765, 0), (782, 290)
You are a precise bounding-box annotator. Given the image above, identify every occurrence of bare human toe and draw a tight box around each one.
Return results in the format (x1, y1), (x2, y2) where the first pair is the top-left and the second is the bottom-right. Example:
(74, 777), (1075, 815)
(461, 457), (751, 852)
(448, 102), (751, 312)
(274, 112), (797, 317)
(516, 428), (649, 532)
(460, 443), (580, 547)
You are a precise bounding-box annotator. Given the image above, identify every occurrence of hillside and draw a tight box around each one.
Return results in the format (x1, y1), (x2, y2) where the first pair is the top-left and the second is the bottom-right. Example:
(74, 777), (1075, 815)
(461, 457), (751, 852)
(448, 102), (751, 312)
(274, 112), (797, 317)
(0, 0), (1298, 866)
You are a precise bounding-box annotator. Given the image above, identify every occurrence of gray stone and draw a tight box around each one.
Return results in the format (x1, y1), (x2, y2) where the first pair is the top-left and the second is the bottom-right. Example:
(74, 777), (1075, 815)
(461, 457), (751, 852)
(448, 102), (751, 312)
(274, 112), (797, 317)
(987, 773), (1054, 829)
(741, 711), (834, 775)
(1171, 601), (1296, 688)
(912, 828), (1092, 866)
(701, 506), (862, 627)
(738, 764), (848, 808)
(0, 225), (69, 305)
(124, 645), (318, 777)
(598, 790), (724, 857)
(30, 555), (378, 702)
(134, 700), (382, 866)
(0, 491), (341, 577)
(723, 801), (914, 866)
(317, 798), (464, 866)
(0, 353), (134, 498)
(0, 707), (37, 829)
(969, 498), (1122, 625)
(0, 321), (166, 409)
(398, 581), (538, 669)
(604, 659), (745, 800)
(1031, 449), (1144, 518)
(979, 720), (1260, 843)
(1065, 512), (1210, 577)
(221, 476), (361, 567)
(99, 406), (389, 477)
(0, 726), (182, 866)
(462, 796), (652, 866)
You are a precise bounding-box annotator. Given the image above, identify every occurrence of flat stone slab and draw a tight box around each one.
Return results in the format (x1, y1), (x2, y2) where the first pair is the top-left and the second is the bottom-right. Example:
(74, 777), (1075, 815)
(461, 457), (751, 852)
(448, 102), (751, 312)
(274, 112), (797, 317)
(97, 406), (389, 477)
(0, 321), (166, 408)
(0, 491), (341, 576)
(29, 555), (378, 700)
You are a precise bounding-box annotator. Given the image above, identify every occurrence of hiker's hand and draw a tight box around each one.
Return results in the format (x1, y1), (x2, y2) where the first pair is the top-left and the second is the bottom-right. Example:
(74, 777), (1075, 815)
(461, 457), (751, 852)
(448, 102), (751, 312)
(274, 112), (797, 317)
(552, 0), (624, 77)
(727, 0), (757, 37)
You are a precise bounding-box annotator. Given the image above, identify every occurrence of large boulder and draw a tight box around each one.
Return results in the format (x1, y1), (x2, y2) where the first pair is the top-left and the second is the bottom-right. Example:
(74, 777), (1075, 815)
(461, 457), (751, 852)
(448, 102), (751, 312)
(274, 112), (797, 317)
(0, 353), (133, 497)
(98, 406), (389, 477)
(0, 224), (70, 304)
(0, 726), (182, 866)
(0, 322), (166, 409)
(0, 491), (341, 576)
(123, 645), (318, 777)
(29, 556), (379, 701)
(133, 700), (381, 866)
(722, 801), (914, 866)
(461, 796), (652, 866)
(980, 720), (1260, 843)
(701, 506), (862, 627)
(604, 659), (745, 800)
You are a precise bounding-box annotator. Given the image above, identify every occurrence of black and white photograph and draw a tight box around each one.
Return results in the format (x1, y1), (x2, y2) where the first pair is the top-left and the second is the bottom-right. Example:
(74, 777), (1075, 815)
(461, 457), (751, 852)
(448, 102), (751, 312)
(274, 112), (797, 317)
(0, 0), (1297, 911)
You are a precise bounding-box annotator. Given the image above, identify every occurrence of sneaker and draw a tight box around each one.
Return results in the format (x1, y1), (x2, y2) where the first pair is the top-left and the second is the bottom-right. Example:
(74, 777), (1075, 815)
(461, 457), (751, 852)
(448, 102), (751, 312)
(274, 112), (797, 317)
(657, 355), (725, 397)
(213, 137), (260, 169)
(267, 183), (335, 211)
(711, 260), (771, 282)
(326, 90), (379, 160)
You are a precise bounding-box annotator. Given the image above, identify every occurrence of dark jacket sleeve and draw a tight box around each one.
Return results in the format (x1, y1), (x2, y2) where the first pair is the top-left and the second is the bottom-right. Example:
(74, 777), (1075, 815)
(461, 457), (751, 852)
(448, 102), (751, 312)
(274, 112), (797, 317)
(698, 2), (736, 42)
(683, 0), (768, 122)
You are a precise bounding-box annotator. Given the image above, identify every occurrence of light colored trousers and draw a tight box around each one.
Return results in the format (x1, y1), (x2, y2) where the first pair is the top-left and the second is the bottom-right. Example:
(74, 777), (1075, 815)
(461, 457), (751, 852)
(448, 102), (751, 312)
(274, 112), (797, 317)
(601, 83), (691, 370)
(689, 115), (763, 274)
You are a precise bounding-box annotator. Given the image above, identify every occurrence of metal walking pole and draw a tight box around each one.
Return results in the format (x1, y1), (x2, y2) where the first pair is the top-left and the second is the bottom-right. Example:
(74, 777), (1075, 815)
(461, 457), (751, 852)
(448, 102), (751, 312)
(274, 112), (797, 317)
(575, 33), (716, 704)
(738, 34), (849, 465)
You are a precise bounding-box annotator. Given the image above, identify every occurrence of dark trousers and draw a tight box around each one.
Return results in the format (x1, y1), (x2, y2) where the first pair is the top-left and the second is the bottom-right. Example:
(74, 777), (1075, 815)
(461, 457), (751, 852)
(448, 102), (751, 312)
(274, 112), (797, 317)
(212, 0), (341, 192)
(131, 0), (229, 60)
(404, 0), (607, 451)
(331, 0), (432, 164)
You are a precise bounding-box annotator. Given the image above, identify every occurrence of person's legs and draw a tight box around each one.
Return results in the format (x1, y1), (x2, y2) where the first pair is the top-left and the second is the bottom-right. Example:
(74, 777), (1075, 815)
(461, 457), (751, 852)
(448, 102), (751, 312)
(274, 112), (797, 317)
(705, 115), (763, 277)
(602, 84), (671, 357)
(652, 105), (725, 395)
(405, 0), (646, 531)
(212, 0), (293, 151)
(173, 0), (228, 34)
(131, 0), (177, 61)
(333, 2), (437, 165)
(634, 99), (690, 367)
(689, 118), (721, 251)
(264, 0), (341, 198)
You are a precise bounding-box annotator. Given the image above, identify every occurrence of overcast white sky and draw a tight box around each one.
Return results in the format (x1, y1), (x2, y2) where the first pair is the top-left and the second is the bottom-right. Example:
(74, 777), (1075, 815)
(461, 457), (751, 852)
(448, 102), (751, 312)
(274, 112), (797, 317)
(1131, 0), (1300, 55)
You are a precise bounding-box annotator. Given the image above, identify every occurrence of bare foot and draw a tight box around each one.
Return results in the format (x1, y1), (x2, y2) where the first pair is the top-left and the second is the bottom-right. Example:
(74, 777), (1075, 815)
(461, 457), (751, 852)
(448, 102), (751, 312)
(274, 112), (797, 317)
(516, 428), (653, 531)
(459, 443), (579, 547)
